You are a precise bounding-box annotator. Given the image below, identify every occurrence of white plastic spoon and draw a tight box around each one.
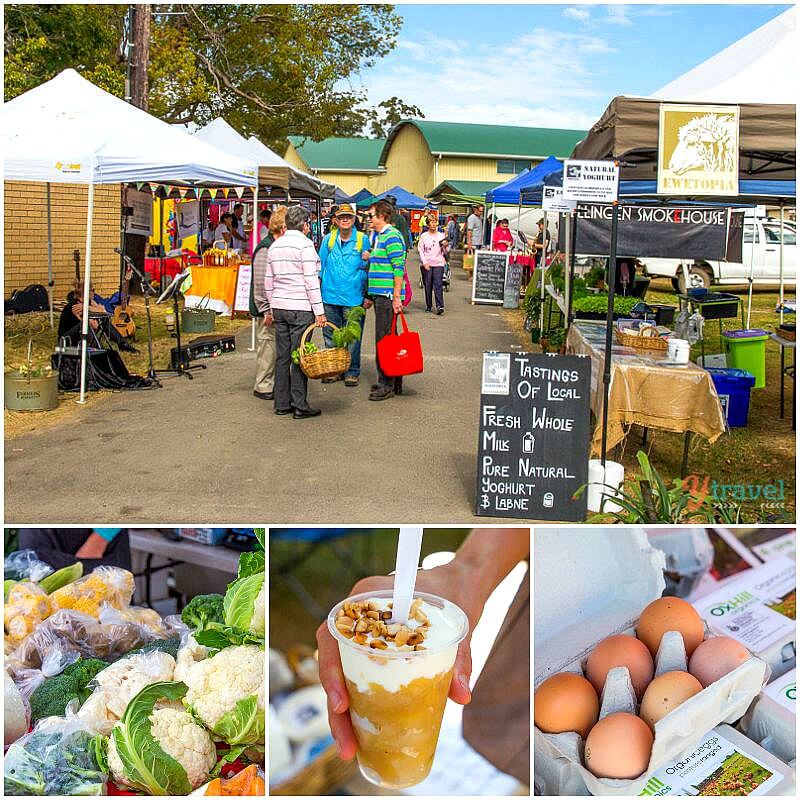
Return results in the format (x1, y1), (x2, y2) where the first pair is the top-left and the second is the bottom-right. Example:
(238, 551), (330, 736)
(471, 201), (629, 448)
(391, 527), (424, 624)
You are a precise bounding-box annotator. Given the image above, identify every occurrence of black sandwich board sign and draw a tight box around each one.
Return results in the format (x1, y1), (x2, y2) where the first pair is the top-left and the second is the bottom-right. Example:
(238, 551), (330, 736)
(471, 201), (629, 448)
(471, 250), (508, 304)
(502, 258), (524, 309)
(475, 352), (591, 521)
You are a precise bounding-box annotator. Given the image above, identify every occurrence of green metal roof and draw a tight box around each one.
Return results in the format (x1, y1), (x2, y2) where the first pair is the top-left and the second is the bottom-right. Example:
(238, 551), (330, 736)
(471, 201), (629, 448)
(379, 120), (587, 164)
(287, 136), (386, 171)
(427, 180), (501, 198)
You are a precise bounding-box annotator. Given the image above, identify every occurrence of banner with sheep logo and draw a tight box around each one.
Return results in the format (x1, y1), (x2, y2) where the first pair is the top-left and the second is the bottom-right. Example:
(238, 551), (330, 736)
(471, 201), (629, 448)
(658, 104), (740, 196)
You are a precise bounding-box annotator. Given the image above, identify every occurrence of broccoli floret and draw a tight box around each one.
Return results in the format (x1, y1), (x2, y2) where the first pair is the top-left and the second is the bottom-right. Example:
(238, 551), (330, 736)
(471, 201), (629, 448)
(124, 637), (181, 660)
(29, 658), (109, 722)
(181, 593), (225, 630)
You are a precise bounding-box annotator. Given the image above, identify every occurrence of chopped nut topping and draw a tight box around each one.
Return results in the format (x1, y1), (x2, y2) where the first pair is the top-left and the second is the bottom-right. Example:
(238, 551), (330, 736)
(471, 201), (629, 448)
(369, 640), (388, 650)
(336, 598), (431, 651)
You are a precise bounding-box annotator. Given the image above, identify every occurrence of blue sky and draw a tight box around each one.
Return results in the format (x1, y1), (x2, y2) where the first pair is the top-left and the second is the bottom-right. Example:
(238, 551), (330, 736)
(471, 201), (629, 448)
(352, 3), (791, 130)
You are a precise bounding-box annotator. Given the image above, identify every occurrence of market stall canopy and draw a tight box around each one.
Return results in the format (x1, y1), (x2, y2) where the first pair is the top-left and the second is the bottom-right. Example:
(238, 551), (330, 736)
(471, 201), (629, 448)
(333, 187), (352, 204)
(653, 8), (796, 104)
(484, 156), (564, 204)
(570, 97), (795, 182)
(246, 134), (334, 198)
(375, 185), (429, 209)
(3, 70), (257, 186)
(427, 179), (501, 205)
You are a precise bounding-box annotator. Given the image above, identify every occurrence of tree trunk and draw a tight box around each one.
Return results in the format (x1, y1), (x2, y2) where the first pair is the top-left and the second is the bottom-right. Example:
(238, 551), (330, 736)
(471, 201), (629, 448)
(130, 4), (150, 110)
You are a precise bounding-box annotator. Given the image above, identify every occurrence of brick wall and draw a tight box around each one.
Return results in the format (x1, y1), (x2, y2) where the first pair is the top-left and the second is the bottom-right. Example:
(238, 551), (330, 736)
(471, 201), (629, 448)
(4, 181), (122, 299)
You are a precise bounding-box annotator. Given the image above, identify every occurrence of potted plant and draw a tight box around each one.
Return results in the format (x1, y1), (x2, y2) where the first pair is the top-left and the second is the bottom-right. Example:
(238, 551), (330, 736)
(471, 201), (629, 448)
(5, 342), (58, 411)
(541, 328), (567, 354)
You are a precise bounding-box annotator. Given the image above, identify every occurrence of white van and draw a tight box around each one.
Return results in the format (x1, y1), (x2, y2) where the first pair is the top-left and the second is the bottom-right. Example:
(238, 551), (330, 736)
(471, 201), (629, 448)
(641, 216), (796, 291)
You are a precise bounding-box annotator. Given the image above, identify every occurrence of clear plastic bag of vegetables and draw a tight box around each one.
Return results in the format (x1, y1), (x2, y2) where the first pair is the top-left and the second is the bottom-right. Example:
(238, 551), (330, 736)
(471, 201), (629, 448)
(11, 608), (165, 669)
(4, 582), (53, 646)
(3, 712), (107, 796)
(49, 566), (135, 618)
(4, 550), (54, 583)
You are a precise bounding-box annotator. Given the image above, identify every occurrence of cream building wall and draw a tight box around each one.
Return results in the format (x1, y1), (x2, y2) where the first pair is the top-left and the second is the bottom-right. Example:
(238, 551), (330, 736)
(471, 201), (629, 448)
(379, 124), (434, 197)
(284, 142), (383, 196)
(4, 181), (121, 296)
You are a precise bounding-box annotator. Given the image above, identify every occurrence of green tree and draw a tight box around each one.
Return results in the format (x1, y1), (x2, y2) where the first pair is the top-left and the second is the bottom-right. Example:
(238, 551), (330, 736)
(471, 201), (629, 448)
(366, 97), (425, 138)
(5, 3), (410, 150)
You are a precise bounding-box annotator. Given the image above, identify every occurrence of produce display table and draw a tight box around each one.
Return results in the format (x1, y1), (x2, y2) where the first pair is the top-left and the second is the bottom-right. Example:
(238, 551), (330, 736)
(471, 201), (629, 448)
(769, 333), (796, 431)
(567, 321), (727, 469)
(184, 264), (241, 315)
(129, 531), (239, 606)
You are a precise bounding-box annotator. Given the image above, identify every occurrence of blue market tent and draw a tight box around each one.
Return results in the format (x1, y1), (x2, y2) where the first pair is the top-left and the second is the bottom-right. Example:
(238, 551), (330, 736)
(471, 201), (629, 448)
(376, 185), (428, 209)
(333, 186), (351, 203)
(485, 156), (563, 205)
(351, 187), (374, 204)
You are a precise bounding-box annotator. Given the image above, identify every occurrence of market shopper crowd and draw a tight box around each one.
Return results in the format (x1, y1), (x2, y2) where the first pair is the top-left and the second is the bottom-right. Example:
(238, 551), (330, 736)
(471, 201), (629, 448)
(247, 196), (444, 418)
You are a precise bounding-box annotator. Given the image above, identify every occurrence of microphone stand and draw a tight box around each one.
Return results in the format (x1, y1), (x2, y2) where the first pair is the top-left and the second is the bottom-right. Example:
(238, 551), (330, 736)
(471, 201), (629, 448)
(156, 270), (205, 380)
(115, 248), (161, 386)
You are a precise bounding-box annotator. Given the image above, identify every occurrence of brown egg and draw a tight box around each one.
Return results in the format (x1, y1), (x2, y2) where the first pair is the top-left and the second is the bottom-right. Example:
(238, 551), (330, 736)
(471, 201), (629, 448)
(534, 672), (599, 738)
(584, 712), (653, 779)
(689, 636), (752, 687)
(586, 634), (655, 700)
(640, 670), (703, 730)
(636, 597), (705, 657)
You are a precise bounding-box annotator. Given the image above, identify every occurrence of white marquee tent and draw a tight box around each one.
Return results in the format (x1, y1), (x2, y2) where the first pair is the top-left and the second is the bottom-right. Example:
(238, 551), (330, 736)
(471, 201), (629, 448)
(652, 7), (797, 103)
(3, 69), (258, 402)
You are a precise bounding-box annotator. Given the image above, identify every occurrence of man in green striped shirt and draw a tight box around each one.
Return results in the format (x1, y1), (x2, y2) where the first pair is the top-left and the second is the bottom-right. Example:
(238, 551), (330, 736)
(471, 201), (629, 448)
(365, 200), (406, 401)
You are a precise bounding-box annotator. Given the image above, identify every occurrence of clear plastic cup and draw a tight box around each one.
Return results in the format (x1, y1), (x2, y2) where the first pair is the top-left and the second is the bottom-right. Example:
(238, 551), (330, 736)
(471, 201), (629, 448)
(327, 589), (469, 788)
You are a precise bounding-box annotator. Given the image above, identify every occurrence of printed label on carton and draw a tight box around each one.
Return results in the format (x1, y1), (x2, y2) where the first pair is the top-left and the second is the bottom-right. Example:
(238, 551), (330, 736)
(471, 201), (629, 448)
(639, 730), (785, 796)
(762, 668), (795, 715)
(695, 557), (795, 652)
(750, 532), (795, 562)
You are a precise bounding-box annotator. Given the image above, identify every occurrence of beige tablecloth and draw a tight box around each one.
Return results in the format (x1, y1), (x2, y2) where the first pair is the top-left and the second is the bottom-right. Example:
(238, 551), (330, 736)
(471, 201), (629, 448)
(567, 321), (726, 454)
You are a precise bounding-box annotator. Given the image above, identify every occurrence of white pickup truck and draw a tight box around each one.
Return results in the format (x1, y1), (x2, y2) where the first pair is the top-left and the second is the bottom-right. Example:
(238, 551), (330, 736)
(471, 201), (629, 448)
(641, 216), (796, 291)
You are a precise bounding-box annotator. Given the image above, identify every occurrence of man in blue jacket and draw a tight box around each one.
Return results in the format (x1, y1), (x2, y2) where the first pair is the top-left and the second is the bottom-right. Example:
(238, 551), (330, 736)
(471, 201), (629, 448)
(318, 204), (370, 387)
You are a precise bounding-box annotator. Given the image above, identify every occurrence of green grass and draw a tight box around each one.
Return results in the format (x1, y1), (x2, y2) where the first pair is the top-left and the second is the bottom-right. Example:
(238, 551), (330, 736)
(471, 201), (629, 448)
(268, 529), (470, 652)
(507, 278), (795, 521)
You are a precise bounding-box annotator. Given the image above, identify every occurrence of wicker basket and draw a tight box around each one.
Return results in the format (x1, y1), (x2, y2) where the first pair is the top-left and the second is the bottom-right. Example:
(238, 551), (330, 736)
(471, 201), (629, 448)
(778, 325), (796, 342)
(271, 743), (356, 796)
(298, 322), (351, 379)
(615, 324), (669, 351)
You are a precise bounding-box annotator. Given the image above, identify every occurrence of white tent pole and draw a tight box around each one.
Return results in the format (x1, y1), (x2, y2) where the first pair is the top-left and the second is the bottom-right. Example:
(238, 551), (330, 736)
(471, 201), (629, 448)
(778, 202), (785, 325)
(46, 182), (54, 329)
(249, 182), (259, 352)
(746, 212), (756, 328)
(539, 210), (548, 334)
(78, 178), (96, 405)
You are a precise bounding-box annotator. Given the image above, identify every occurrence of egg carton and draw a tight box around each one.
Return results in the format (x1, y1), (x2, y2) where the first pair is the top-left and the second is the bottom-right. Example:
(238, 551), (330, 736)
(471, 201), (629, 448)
(534, 527), (769, 796)
(646, 527), (714, 598)
(740, 668), (796, 765)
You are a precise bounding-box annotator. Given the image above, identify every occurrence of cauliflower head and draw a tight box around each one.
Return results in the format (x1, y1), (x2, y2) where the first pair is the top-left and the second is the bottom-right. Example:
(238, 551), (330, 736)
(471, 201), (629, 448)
(174, 634), (209, 684)
(107, 706), (216, 791)
(184, 645), (264, 745)
(84, 651), (175, 722)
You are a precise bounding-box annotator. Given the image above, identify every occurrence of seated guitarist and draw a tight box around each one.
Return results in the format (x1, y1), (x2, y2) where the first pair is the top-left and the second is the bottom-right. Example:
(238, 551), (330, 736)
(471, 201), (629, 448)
(58, 285), (137, 353)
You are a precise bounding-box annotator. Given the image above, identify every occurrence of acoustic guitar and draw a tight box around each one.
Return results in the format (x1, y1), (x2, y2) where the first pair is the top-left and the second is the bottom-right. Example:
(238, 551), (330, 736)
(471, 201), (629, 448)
(111, 261), (136, 339)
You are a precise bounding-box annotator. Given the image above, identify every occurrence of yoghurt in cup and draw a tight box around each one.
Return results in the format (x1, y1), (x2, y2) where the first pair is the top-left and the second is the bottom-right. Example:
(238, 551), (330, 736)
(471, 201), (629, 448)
(327, 589), (469, 788)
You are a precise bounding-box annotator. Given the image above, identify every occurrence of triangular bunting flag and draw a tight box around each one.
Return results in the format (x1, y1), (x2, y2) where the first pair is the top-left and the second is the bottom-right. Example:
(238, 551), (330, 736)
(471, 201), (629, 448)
(178, 188), (188, 199)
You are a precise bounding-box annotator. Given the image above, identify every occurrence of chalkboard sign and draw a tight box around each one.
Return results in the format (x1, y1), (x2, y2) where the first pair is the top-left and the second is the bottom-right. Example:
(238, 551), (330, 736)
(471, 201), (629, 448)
(471, 250), (508, 304)
(475, 352), (591, 521)
(502, 258), (523, 309)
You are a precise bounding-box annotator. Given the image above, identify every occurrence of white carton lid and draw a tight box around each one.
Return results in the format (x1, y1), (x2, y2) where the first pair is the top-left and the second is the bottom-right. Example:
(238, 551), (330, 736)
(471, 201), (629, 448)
(534, 527), (665, 684)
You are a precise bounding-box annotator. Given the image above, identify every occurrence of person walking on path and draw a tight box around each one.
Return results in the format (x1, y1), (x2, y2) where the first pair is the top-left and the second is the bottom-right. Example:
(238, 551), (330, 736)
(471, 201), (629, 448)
(385, 194), (412, 250)
(318, 203), (370, 388)
(250, 207), (287, 401)
(265, 206), (327, 419)
(466, 205), (484, 253)
(446, 214), (460, 251)
(418, 216), (449, 315)
(365, 200), (406, 402)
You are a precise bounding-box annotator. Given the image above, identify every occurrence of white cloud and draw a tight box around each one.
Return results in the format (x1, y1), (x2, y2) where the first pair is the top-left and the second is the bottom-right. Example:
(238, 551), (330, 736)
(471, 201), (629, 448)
(605, 5), (633, 27)
(354, 27), (616, 131)
(563, 7), (591, 24)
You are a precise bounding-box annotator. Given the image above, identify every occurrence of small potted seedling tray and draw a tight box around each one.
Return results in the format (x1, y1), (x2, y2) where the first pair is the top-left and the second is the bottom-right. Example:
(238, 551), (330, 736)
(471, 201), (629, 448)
(534, 528), (769, 796)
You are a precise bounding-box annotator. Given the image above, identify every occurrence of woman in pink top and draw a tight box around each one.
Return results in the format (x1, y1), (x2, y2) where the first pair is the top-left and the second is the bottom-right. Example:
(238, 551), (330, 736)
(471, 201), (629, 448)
(492, 218), (514, 252)
(417, 216), (449, 314)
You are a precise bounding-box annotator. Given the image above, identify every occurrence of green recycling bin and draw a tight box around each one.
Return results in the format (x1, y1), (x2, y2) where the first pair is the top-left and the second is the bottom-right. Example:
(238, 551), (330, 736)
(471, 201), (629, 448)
(723, 329), (768, 389)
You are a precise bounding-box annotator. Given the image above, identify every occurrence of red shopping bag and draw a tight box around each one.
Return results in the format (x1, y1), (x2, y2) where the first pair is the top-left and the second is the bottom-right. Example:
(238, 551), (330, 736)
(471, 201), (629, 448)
(377, 311), (423, 377)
